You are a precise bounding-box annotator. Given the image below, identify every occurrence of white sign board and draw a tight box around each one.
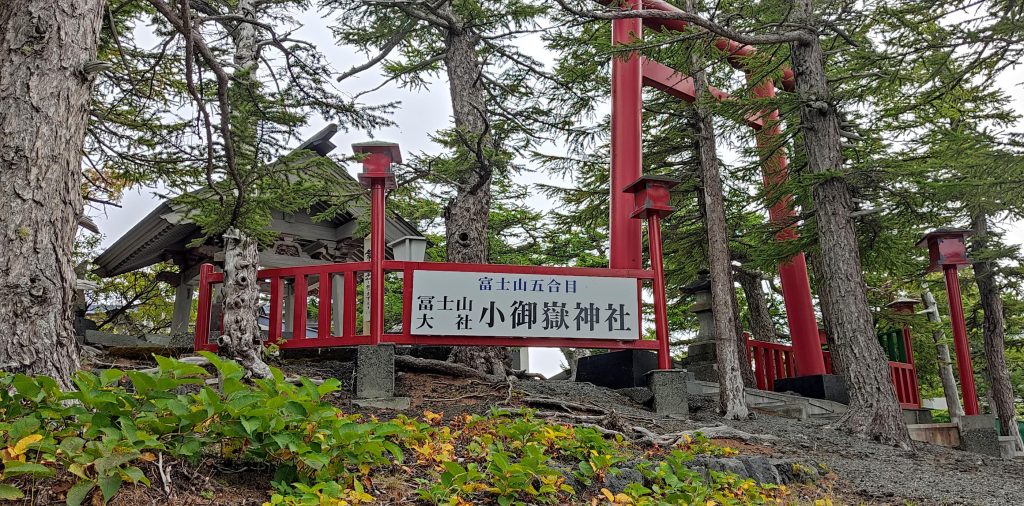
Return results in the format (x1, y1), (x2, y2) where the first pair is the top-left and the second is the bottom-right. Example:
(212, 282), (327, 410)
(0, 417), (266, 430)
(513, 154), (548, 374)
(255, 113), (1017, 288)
(409, 270), (640, 339)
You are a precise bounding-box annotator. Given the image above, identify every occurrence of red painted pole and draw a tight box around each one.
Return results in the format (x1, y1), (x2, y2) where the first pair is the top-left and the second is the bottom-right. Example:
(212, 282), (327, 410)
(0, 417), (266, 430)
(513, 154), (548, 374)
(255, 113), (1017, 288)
(370, 182), (386, 345)
(750, 78), (825, 377)
(648, 215), (671, 370)
(610, 0), (643, 270)
(194, 263), (214, 350)
(943, 264), (980, 415)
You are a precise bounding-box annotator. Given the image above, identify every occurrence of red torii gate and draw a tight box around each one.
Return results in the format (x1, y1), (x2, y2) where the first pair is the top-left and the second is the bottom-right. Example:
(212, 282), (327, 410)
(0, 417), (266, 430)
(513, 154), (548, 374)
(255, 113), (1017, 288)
(606, 0), (828, 378)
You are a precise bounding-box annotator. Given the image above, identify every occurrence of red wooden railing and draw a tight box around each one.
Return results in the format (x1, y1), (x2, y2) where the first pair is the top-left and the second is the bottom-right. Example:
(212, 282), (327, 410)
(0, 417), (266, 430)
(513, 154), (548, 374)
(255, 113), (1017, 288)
(195, 261), (661, 353)
(746, 334), (921, 409)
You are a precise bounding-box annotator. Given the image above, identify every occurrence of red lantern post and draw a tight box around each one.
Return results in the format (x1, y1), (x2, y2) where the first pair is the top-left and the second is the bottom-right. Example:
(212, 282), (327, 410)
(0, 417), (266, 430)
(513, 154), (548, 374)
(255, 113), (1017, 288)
(917, 229), (979, 415)
(354, 141), (400, 345)
(624, 175), (679, 370)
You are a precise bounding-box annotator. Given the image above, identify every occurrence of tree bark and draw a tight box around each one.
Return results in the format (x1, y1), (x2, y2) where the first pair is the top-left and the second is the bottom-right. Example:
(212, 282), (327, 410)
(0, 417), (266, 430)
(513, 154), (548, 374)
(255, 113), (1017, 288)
(218, 228), (272, 379)
(921, 287), (964, 423)
(736, 269), (777, 343)
(689, 25), (747, 419)
(790, 0), (910, 447)
(203, 0), (272, 378)
(729, 281), (756, 388)
(439, 10), (507, 377)
(0, 0), (107, 387)
(971, 213), (1022, 450)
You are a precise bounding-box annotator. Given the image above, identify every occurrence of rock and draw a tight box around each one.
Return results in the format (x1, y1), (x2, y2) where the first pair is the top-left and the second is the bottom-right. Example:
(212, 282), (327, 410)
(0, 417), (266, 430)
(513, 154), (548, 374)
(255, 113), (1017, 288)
(615, 387), (654, 405)
(603, 468), (644, 494)
(706, 457), (747, 477)
(770, 458), (821, 484)
(738, 455), (782, 484)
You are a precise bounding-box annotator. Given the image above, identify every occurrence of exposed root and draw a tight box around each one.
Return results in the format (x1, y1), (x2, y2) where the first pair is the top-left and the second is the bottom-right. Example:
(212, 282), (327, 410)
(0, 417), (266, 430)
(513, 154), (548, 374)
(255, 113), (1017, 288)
(395, 355), (494, 380)
(521, 396), (607, 414)
(633, 424), (780, 446)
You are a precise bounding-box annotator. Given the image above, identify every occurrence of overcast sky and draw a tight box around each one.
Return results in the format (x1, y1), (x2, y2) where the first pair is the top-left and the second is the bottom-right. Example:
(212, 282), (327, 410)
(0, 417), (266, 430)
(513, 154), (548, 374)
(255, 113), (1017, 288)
(88, 6), (1024, 377)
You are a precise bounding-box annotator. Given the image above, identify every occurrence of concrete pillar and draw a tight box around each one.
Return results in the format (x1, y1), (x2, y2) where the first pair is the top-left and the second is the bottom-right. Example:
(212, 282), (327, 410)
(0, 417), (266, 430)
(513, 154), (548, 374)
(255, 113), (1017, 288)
(331, 274), (345, 335)
(646, 369), (689, 417)
(959, 414), (1001, 457)
(352, 344), (409, 409)
(171, 283), (193, 335)
(283, 283), (295, 338)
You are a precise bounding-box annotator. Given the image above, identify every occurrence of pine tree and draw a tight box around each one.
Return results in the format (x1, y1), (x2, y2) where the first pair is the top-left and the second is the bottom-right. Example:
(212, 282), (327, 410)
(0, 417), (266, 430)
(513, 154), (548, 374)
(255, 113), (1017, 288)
(0, 0), (108, 387)
(324, 0), (550, 376)
(130, 0), (391, 376)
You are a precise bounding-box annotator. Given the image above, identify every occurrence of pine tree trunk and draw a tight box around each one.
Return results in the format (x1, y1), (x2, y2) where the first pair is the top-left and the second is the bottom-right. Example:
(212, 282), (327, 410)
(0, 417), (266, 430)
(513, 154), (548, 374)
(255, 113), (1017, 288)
(921, 288), (964, 423)
(790, 0), (910, 447)
(971, 213), (1022, 450)
(219, 228), (272, 379)
(737, 269), (777, 343)
(207, 0), (272, 378)
(689, 28), (747, 418)
(729, 283), (756, 387)
(440, 14), (507, 377)
(0, 0), (106, 387)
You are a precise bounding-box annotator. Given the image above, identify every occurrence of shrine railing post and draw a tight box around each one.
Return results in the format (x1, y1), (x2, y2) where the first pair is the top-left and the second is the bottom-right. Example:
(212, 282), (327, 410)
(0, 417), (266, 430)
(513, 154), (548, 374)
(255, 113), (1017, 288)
(917, 229), (979, 416)
(625, 175), (679, 370)
(354, 141), (401, 346)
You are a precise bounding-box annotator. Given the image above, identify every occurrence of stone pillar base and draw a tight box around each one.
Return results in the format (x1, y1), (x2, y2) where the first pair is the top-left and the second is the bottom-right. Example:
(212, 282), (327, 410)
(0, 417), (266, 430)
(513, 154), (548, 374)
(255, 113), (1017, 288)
(355, 344), (395, 399)
(959, 414), (1001, 457)
(646, 369), (688, 417)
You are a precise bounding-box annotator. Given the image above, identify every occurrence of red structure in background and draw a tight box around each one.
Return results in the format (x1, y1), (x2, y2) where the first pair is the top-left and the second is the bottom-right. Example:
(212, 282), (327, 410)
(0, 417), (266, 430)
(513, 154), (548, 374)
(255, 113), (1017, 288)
(195, 143), (675, 367)
(746, 332), (922, 408)
(918, 229), (980, 416)
(608, 0), (826, 377)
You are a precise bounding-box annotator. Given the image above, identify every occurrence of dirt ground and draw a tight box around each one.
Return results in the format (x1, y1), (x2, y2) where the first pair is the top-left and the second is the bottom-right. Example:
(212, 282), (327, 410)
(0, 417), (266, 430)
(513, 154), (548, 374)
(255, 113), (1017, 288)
(86, 353), (1024, 505)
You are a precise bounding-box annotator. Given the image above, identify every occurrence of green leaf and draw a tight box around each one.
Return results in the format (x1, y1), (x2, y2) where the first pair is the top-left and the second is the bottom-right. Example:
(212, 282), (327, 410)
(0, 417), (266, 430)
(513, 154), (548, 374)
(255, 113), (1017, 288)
(3, 461), (54, 477)
(9, 416), (40, 440)
(11, 374), (42, 401)
(0, 484), (24, 500)
(121, 466), (150, 486)
(59, 436), (86, 455)
(99, 474), (122, 503)
(66, 480), (94, 506)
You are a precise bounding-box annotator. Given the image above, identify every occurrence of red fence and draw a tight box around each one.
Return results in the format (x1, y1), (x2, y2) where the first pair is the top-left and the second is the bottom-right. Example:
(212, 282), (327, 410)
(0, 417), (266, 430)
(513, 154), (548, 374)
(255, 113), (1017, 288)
(746, 334), (921, 409)
(195, 261), (662, 353)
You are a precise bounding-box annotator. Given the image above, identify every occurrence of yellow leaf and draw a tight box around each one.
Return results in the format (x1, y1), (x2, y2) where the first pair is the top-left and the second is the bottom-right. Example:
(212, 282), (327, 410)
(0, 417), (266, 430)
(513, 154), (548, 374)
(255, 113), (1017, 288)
(140, 452), (157, 462)
(423, 410), (443, 425)
(601, 488), (615, 502)
(705, 501), (717, 506)
(11, 435), (42, 457)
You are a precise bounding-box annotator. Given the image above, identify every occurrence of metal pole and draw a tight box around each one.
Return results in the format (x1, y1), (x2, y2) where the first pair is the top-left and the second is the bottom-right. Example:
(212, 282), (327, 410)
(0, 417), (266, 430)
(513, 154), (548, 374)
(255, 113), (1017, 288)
(648, 215), (671, 370)
(750, 78), (825, 377)
(943, 264), (980, 415)
(370, 182), (386, 345)
(610, 0), (643, 270)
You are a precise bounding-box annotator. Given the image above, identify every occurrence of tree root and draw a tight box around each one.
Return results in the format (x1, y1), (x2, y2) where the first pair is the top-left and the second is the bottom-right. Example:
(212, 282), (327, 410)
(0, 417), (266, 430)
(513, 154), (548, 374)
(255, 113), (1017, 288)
(633, 424), (780, 446)
(521, 396), (607, 414)
(395, 355), (495, 380)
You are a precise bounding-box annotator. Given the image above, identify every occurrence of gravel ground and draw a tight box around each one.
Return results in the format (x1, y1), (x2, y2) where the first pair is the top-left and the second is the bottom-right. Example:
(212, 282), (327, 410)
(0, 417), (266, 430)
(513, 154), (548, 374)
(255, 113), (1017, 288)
(518, 378), (1024, 506)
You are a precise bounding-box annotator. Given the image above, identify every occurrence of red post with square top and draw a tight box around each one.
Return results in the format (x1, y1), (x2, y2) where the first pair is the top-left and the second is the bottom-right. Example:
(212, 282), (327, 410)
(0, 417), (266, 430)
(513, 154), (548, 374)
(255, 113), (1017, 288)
(917, 229), (978, 415)
(625, 175), (679, 370)
(354, 141), (401, 345)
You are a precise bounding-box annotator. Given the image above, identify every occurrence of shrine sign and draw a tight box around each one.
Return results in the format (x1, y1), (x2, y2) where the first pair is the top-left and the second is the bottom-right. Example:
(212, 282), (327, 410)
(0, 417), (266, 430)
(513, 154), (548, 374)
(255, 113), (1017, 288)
(409, 270), (641, 339)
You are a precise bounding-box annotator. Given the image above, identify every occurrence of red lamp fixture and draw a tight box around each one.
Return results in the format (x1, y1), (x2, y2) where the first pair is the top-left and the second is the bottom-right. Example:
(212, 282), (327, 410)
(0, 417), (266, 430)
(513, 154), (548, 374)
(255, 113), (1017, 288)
(915, 228), (973, 272)
(622, 175), (680, 219)
(353, 141), (400, 190)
